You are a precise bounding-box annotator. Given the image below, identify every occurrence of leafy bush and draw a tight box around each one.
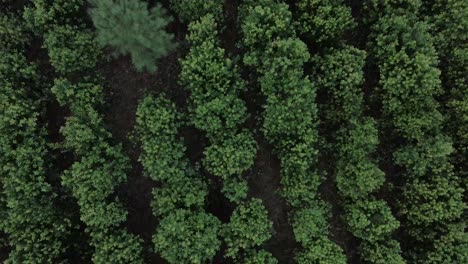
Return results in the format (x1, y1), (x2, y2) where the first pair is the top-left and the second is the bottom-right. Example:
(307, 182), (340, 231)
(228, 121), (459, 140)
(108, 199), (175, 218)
(345, 200), (399, 242)
(44, 25), (101, 74)
(154, 210), (221, 264)
(244, 250), (278, 264)
(361, 240), (405, 264)
(23, 0), (85, 33)
(335, 119), (385, 199)
(296, 0), (355, 44)
(135, 95), (222, 262)
(296, 237), (346, 264)
(224, 199), (273, 258)
(89, 0), (175, 72)
(291, 207), (329, 246)
(204, 131), (257, 178)
(0, 13), (29, 50)
(179, 13), (259, 224)
(170, 0), (223, 22)
(0, 51), (70, 263)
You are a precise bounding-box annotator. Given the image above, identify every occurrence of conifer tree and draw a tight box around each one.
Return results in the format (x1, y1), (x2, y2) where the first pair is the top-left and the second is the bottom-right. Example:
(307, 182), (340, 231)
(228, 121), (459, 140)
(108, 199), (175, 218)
(89, 0), (175, 72)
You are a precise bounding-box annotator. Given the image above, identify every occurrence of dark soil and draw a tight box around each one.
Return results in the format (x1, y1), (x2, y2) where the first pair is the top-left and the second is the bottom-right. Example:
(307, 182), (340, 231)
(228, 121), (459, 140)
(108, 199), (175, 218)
(248, 139), (297, 264)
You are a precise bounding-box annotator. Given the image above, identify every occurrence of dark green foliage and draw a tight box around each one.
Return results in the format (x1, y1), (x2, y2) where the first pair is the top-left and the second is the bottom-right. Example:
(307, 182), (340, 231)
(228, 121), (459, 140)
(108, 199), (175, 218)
(153, 209), (221, 264)
(53, 80), (145, 263)
(44, 25), (101, 74)
(179, 14), (257, 204)
(0, 13), (29, 51)
(370, 1), (465, 261)
(335, 119), (384, 199)
(361, 240), (405, 264)
(296, 0), (355, 44)
(240, 0), (346, 261)
(224, 199), (273, 259)
(0, 50), (70, 263)
(135, 95), (209, 216)
(170, 0), (223, 22)
(89, 0), (175, 72)
(244, 250), (278, 264)
(425, 0), (467, 206)
(135, 95), (222, 263)
(302, 0), (403, 260)
(203, 131), (257, 178)
(23, 0), (85, 33)
(295, 237), (347, 264)
(345, 200), (399, 242)
(30, 0), (147, 260)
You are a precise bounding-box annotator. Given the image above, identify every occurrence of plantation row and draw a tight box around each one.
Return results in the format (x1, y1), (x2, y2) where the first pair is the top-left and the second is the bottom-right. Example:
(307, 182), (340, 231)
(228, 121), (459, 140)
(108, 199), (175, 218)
(0, 0), (466, 263)
(297, 0), (403, 263)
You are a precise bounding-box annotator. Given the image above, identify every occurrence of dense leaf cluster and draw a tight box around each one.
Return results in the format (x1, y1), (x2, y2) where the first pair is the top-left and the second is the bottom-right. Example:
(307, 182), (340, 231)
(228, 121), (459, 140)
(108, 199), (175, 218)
(0, 22), (70, 262)
(180, 14), (256, 202)
(240, 0), (345, 262)
(25, 0), (145, 262)
(135, 95), (222, 264)
(369, 0), (466, 262)
(424, 0), (467, 207)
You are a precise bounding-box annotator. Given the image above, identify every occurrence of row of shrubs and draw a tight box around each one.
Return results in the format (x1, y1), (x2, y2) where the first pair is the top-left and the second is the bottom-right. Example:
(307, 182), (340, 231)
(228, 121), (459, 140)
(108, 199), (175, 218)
(240, 0), (347, 262)
(424, 0), (467, 205)
(24, 0), (145, 262)
(0, 9), (70, 263)
(171, 1), (276, 262)
(367, 1), (465, 262)
(296, 0), (405, 263)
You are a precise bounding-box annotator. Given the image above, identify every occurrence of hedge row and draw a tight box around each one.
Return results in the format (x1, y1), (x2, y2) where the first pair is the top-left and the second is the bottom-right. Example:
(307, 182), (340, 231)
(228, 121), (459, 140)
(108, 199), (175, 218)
(424, 0), (467, 204)
(368, 1), (465, 262)
(0, 11), (70, 262)
(297, 1), (404, 262)
(240, 0), (346, 262)
(25, 0), (145, 262)
(174, 1), (275, 261)
(315, 47), (404, 263)
(135, 95), (222, 263)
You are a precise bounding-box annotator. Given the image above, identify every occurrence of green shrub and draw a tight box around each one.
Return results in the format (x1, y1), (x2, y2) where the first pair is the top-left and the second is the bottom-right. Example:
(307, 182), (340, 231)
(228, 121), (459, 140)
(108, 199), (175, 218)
(315, 46), (366, 124)
(361, 240), (405, 264)
(191, 95), (249, 140)
(296, 0), (355, 44)
(89, 0), (175, 72)
(204, 131), (257, 178)
(151, 176), (208, 217)
(221, 176), (249, 203)
(345, 200), (399, 242)
(291, 207), (329, 246)
(180, 18), (261, 256)
(52, 78), (104, 110)
(224, 199), (273, 259)
(154, 210), (221, 264)
(0, 14), (29, 50)
(135, 95), (187, 183)
(335, 120), (385, 199)
(170, 0), (223, 22)
(23, 0), (85, 33)
(44, 25), (101, 74)
(296, 237), (346, 264)
(244, 250), (278, 264)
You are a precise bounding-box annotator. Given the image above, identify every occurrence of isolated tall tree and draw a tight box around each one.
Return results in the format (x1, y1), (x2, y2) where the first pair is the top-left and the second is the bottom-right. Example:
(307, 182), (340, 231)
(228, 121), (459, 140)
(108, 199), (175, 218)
(89, 0), (174, 72)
